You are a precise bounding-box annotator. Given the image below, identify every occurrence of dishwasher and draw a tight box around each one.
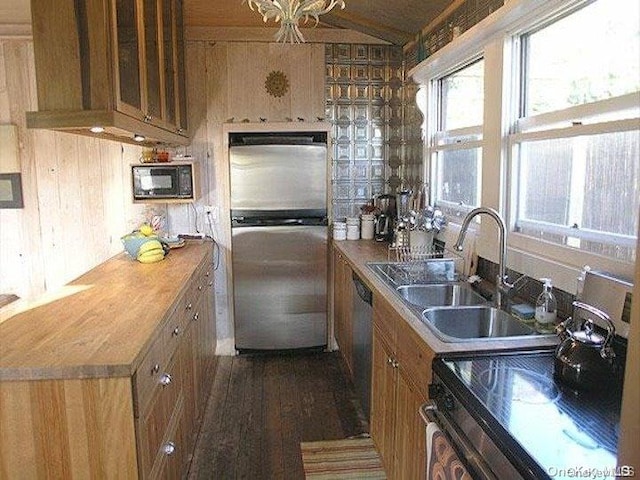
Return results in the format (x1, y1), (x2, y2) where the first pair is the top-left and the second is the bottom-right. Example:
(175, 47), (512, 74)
(351, 271), (373, 419)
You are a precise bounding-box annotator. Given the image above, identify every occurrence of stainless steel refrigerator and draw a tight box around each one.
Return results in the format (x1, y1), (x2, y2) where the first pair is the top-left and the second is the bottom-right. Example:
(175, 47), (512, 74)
(230, 132), (328, 351)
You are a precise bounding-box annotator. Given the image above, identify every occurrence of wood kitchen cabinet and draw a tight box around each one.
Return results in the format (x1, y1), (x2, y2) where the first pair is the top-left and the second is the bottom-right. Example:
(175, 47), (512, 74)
(332, 247), (354, 376)
(371, 293), (432, 480)
(27, 0), (189, 146)
(0, 243), (216, 478)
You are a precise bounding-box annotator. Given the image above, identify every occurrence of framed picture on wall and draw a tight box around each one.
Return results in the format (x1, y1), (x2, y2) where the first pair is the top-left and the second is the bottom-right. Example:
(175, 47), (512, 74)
(0, 173), (24, 209)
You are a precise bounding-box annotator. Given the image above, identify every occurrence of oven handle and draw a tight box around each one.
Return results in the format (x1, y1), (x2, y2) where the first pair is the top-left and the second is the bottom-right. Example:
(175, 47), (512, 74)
(420, 402), (498, 480)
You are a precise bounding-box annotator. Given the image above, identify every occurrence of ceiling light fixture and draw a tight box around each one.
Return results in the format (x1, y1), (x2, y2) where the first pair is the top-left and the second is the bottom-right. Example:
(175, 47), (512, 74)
(133, 134), (146, 142)
(89, 126), (105, 133)
(244, 0), (345, 43)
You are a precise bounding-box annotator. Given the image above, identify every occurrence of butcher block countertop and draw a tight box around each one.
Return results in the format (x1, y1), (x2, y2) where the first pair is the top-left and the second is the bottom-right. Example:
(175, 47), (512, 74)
(333, 239), (558, 355)
(0, 241), (213, 382)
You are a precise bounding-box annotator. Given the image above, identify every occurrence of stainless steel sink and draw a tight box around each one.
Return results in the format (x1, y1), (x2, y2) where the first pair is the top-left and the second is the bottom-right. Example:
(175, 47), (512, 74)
(396, 283), (486, 308)
(421, 306), (536, 342)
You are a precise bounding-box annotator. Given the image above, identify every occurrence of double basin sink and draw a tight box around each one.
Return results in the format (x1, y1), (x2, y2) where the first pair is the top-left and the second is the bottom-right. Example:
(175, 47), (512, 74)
(368, 260), (537, 343)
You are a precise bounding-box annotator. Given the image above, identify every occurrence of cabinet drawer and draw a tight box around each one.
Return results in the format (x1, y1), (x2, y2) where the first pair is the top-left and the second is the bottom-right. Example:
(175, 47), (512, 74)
(396, 320), (434, 393)
(136, 352), (181, 478)
(149, 394), (189, 479)
(134, 309), (185, 416)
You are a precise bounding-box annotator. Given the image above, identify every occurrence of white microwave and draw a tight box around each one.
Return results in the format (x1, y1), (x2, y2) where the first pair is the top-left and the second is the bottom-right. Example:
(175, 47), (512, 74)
(132, 162), (198, 202)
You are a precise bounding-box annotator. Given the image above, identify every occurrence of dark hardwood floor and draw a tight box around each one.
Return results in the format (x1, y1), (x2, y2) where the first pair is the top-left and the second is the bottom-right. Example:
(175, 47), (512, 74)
(188, 351), (369, 480)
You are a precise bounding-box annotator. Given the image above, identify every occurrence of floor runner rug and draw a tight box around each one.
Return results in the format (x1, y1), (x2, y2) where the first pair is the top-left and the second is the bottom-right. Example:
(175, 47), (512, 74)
(300, 437), (387, 479)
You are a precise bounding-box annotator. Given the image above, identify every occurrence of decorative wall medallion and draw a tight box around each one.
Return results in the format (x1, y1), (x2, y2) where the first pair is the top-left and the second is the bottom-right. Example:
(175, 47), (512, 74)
(265, 70), (289, 98)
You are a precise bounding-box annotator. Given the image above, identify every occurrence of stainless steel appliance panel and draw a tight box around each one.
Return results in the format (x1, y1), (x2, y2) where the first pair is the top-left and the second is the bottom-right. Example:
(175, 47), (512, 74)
(232, 225), (327, 350)
(352, 272), (373, 419)
(230, 144), (327, 211)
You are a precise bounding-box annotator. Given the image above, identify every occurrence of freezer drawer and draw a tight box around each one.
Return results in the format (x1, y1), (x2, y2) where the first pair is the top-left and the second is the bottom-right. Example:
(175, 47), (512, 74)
(232, 225), (328, 350)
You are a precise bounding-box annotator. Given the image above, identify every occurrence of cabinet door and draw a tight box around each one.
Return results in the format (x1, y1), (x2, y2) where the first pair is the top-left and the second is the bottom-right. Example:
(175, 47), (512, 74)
(174, 0), (188, 134)
(394, 370), (427, 480)
(161, 0), (177, 126)
(370, 327), (397, 479)
(333, 253), (353, 374)
(143, 0), (162, 121)
(113, 0), (144, 117)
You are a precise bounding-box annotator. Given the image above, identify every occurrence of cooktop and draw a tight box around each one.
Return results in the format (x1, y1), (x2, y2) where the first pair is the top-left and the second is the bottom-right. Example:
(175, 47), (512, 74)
(435, 350), (623, 479)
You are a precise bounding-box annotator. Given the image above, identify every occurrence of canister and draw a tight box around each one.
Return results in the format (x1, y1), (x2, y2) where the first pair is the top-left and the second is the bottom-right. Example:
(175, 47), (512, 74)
(333, 221), (347, 241)
(361, 214), (375, 240)
(346, 217), (360, 240)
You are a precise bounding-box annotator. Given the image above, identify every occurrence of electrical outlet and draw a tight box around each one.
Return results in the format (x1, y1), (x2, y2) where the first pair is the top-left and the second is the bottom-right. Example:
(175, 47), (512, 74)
(204, 205), (218, 220)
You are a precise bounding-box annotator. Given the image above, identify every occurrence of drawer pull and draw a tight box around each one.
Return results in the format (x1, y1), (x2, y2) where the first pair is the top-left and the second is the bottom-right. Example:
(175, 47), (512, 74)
(198, 285), (203, 291)
(205, 271), (210, 277)
(159, 373), (173, 386)
(186, 302), (193, 310)
(172, 326), (180, 336)
(208, 281), (213, 287)
(151, 364), (160, 375)
(193, 312), (199, 321)
(162, 441), (176, 456)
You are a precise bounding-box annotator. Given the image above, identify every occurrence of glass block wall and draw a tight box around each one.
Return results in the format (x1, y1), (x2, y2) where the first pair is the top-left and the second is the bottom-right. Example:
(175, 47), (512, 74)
(325, 44), (424, 219)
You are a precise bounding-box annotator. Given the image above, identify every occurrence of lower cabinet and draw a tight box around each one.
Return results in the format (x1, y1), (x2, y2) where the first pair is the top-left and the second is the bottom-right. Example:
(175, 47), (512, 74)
(0, 250), (217, 479)
(332, 247), (354, 375)
(134, 253), (217, 478)
(371, 294), (431, 480)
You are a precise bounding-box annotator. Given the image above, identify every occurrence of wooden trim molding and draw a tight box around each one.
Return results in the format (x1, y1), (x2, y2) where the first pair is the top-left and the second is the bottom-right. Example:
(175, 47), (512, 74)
(0, 23), (32, 39)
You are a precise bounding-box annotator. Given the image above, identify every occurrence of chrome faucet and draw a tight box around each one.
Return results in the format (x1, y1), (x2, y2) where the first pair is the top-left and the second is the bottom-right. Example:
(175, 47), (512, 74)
(453, 207), (515, 309)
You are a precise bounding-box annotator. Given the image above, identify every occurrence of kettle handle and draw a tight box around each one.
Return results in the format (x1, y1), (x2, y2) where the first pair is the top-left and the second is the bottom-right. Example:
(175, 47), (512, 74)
(572, 301), (616, 359)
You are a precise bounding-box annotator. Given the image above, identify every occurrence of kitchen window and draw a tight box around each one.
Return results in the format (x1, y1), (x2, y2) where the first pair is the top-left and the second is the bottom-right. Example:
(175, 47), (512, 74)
(430, 58), (484, 219)
(510, 0), (640, 263)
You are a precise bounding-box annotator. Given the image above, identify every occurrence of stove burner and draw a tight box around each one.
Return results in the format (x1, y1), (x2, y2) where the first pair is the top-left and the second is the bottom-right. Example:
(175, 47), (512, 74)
(477, 367), (560, 404)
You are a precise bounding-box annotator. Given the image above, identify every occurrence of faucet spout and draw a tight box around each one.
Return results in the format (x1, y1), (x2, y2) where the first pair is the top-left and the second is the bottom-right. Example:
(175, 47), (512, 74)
(453, 207), (510, 308)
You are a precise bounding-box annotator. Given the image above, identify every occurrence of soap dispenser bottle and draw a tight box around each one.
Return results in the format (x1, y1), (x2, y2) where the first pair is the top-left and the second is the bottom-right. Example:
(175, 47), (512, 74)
(535, 278), (557, 333)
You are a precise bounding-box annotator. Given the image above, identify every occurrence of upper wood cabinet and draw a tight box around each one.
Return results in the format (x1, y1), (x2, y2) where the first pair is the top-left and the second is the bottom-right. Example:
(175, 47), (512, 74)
(27, 0), (189, 146)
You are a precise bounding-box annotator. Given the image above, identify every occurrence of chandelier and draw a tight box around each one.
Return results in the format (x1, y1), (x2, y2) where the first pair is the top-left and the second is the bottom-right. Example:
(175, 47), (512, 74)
(244, 0), (346, 43)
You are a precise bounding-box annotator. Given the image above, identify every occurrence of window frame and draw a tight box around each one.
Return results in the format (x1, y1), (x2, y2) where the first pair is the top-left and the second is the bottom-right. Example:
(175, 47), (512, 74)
(410, 0), (638, 287)
(507, 3), (639, 268)
(428, 56), (486, 219)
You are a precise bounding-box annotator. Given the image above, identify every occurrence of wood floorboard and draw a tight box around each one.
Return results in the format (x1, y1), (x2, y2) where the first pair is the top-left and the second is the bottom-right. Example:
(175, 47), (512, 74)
(188, 351), (367, 480)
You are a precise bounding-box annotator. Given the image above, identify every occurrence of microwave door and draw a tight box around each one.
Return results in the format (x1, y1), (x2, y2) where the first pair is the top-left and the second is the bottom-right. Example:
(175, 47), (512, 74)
(135, 167), (177, 198)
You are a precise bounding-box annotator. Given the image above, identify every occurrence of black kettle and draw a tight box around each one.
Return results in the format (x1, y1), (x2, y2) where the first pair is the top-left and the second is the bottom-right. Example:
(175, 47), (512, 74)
(554, 301), (616, 391)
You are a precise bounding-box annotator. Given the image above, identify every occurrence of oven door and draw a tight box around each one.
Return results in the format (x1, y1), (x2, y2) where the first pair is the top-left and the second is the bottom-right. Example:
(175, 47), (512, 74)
(422, 371), (525, 480)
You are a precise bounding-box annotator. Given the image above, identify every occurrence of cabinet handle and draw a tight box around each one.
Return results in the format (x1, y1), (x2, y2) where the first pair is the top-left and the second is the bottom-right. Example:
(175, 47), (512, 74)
(198, 285), (203, 291)
(387, 357), (393, 365)
(162, 441), (176, 456)
(208, 281), (213, 287)
(143, 114), (152, 123)
(193, 312), (199, 321)
(186, 302), (193, 310)
(205, 271), (210, 277)
(177, 128), (184, 134)
(172, 326), (180, 337)
(151, 364), (160, 375)
(392, 360), (399, 369)
(159, 373), (173, 386)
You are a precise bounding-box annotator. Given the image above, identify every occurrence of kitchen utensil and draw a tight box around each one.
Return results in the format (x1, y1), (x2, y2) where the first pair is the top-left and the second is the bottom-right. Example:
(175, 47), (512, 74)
(554, 301), (616, 391)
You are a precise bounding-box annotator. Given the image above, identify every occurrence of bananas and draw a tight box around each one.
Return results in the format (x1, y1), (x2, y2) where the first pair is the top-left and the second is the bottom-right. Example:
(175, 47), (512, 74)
(137, 239), (165, 264)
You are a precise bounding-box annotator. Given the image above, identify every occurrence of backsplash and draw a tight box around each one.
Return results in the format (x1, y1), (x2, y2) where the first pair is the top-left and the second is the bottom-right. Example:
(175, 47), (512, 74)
(325, 44), (423, 219)
(476, 257), (576, 320)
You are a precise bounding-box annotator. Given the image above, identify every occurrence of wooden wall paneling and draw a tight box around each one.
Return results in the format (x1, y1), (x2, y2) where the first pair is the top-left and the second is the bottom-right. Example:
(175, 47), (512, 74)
(1, 41), (46, 299)
(56, 134), (86, 281)
(288, 44), (313, 121)
(77, 136), (110, 263)
(206, 42), (234, 352)
(310, 44), (326, 121)
(100, 141), (128, 257)
(264, 43), (290, 121)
